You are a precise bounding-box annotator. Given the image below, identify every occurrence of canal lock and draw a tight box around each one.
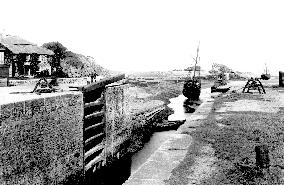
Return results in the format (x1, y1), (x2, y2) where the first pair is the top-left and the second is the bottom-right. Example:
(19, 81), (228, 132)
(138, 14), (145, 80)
(85, 95), (202, 185)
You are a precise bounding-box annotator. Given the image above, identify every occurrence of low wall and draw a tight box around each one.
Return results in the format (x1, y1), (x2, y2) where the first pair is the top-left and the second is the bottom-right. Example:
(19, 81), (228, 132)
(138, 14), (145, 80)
(56, 77), (88, 86)
(0, 92), (84, 185)
(9, 77), (89, 86)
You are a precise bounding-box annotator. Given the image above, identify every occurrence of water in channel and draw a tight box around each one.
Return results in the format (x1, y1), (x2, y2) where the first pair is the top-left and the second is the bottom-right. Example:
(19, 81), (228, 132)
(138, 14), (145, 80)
(87, 86), (211, 184)
(130, 93), (196, 174)
(130, 130), (176, 174)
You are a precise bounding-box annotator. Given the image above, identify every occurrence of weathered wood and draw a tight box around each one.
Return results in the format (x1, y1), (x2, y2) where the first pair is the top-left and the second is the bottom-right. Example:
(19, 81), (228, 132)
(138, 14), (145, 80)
(255, 144), (270, 169)
(84, 98), (104, 108)
(279, 71), (284, 87)
(84, 111), (104, 120)
(242, 78), (265, 94)
(85, 155), (104, 171)
(82, 74), (126, 174)
(85, 143), (104, 159)
(79, 74), (125, 93)
(145, 107), (165, 121)
(85, 133), (105, 146)
(85, 122), (104, 132)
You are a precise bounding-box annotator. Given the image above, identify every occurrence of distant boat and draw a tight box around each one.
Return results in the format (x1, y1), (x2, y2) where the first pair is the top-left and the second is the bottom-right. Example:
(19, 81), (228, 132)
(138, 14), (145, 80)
(260, 64), (270, 80)
(182, 43), (201, 100)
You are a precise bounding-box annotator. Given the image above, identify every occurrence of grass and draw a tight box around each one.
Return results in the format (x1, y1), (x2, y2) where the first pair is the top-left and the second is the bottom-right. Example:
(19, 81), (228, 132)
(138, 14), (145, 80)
(192, 92), (284, 184)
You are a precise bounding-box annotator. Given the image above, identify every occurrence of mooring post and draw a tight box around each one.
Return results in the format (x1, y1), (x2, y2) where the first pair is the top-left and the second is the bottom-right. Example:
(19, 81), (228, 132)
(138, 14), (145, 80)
(255, 144), (270, 176)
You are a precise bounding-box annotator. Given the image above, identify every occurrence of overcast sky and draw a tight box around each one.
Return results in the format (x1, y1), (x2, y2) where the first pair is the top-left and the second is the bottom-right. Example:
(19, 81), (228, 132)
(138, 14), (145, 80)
(1, 0), (284, 75)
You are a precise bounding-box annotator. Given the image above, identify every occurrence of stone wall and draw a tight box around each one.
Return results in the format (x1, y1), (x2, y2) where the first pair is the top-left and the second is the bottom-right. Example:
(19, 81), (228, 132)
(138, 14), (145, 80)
(104, 83), (165, 162)
(9, 77), (89, 86)
(0, 92), (84, 185)
(105, 84), (130, 162)
(56, 77), (88, 86)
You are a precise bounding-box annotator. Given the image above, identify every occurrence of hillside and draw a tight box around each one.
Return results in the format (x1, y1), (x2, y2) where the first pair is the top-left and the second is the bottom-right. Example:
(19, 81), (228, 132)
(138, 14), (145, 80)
(61, 51), (112, 77)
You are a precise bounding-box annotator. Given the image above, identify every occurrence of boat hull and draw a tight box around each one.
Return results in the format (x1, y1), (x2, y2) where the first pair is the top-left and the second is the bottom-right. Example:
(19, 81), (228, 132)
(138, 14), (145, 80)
(261, 74), (270, 80)
(182, 79), (201, 100)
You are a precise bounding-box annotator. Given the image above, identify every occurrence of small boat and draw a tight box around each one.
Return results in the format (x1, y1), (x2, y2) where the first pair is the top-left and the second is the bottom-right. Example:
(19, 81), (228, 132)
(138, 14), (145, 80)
(260, 64), (270, 80)
(182, 43), (201, 100)
(211, 73), (230, 93)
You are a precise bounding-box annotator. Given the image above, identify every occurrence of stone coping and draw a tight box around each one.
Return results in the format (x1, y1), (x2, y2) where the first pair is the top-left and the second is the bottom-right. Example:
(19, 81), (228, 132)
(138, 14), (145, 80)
(9, 77), (89, 86)
(0, 87), (82, 105)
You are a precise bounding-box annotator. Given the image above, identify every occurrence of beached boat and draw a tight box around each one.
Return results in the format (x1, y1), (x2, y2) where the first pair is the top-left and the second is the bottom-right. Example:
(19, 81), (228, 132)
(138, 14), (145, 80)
(260, 64), (270, 80)
(182, 43), (201, 100)
(182, 77), (201, 100)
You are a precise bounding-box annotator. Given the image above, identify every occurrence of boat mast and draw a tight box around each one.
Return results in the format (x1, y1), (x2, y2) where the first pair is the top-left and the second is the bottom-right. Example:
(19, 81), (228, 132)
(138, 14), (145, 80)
(193, 42), (200, 79)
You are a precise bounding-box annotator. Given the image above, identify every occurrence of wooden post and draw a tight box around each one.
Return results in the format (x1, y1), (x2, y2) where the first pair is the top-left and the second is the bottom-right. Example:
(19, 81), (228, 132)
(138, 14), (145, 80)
(279, 71), (284, 87)
(255, 144), (270, 171)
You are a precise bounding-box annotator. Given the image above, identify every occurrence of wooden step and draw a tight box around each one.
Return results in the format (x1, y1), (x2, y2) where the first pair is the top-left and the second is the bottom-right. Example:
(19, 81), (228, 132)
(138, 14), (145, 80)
(84, 97), (104, 108)
(84, 111), (104, 120)
(85, 143), (104, 159)
(84, 122), (104, 132)
(85, 133), (105, 146)
(85, 155), (104, 172)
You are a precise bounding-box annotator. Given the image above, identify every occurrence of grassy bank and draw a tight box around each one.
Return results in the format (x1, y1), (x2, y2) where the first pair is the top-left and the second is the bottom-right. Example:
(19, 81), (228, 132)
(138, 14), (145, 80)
(128, 80), (184, 119)
(191, 90), (284, 184)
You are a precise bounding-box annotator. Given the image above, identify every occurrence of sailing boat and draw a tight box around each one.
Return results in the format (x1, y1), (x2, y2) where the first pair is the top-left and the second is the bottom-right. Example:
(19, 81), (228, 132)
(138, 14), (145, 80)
(260, 63), (271, 80)
(182, 43), (201, 100)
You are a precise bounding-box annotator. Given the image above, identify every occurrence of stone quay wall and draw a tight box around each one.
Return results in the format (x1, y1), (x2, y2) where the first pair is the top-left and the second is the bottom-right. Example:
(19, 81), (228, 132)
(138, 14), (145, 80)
(104, 83), (165, 162)
(0, 92), (84, 185)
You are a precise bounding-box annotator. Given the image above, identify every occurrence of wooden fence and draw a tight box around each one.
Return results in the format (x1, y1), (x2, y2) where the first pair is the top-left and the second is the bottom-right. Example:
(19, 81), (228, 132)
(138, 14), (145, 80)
(79, 74), (125, 174)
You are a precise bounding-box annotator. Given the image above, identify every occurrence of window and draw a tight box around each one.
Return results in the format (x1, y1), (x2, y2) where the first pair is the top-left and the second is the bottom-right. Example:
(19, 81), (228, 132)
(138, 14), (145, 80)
(26, 55), (30, 61)
(0, 52), (4, 64)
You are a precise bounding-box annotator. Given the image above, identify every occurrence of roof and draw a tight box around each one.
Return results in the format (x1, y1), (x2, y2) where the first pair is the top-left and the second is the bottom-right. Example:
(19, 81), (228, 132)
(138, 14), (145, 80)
(0, 35), (54, 55)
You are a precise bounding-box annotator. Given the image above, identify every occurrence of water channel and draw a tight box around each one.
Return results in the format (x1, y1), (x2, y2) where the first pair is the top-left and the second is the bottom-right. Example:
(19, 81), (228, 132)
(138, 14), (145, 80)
(130, 95), (197, 174)
(87, 83), (213, 185)
(130, 83), (213, 176)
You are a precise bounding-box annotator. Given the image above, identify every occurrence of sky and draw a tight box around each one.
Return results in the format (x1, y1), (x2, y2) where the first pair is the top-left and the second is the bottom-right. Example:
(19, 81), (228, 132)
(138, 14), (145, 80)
(1, 0), (284, 75)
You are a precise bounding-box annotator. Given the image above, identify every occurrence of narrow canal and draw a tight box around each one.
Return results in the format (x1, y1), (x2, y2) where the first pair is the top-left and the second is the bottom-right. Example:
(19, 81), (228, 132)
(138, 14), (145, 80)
(130, 83), (213, 176)
(87, 84), (213, 185)
(130, 95), (194, 174)
(130, 130), (176, 173)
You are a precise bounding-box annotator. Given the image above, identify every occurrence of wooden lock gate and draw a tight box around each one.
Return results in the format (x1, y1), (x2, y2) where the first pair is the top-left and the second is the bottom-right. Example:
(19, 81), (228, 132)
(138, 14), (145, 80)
(78, 74), (125, 174)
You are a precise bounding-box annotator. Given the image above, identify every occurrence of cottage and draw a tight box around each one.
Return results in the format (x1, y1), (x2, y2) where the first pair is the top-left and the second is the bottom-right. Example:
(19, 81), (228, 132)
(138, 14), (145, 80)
(0, 33), (54, 77)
